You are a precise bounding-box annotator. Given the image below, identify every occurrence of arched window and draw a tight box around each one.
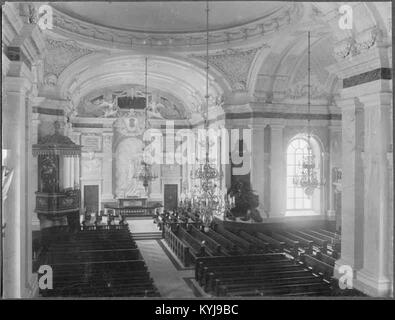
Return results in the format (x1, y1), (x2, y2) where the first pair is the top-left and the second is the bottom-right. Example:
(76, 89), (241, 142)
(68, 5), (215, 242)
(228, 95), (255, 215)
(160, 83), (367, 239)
(286, 135), (321, 216)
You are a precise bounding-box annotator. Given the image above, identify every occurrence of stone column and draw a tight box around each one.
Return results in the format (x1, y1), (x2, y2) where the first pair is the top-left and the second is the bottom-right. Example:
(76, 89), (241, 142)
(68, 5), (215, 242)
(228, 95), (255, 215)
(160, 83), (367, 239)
(69, 157), (74, 188)
(70, 132), (81, 189)
(355, 91), (392, 296)
(334, 96), (365, 276)
(3, 64), (33, 298)
(74, 157), (80, 189)
(250, 120), (266, 214)
(328, 38), (393, 296)
(101, 132), (114, 201)
(30, 112), (41, 230)
(63, 157), (71, 189)
(269, 121), (285, 217)
(327, 125), (342, 220)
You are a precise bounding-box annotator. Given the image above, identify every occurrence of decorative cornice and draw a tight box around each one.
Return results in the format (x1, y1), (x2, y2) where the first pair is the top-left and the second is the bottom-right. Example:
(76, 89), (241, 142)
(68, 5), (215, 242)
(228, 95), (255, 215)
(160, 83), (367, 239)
(225, 112), (341, 121)
(343, 68), (392, 89)
(192, 111), (340, 127)
(32, 106), (64, 116)
(50, 4), (301, 51)
(72, 123), (104, 129)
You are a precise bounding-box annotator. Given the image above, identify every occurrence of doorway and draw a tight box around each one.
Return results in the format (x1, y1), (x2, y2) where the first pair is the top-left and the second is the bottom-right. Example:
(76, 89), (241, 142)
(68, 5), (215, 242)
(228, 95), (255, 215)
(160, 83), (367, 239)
(164, 184), (178, 211)
(84, 185), (99, 214)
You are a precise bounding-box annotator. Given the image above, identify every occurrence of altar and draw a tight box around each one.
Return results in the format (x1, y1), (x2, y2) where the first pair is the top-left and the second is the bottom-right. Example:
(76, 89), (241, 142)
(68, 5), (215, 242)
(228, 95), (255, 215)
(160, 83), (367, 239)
(105, 197), (162, 217)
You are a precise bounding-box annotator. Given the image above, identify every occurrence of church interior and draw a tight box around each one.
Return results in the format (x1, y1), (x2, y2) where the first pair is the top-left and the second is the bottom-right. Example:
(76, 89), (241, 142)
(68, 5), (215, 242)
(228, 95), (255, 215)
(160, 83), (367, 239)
(1, 1), (393, 298)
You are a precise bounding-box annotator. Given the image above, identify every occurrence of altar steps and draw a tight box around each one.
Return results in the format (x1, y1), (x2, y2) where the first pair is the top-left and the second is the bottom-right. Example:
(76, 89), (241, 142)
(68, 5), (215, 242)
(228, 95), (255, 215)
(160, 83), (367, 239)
(132, 232), (163, 240)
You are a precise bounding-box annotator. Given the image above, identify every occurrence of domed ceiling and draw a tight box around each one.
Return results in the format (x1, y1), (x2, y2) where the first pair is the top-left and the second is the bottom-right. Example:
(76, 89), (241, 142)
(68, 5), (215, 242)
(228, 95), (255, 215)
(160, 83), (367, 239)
(52, 1), (285, 33)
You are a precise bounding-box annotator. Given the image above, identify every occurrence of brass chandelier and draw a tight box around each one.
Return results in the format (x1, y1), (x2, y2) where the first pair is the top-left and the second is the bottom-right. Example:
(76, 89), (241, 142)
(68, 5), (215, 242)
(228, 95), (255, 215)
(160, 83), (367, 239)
(134, 57), (158, 194)
(187, 0), (230, 229)
(293, 31), (322, 197)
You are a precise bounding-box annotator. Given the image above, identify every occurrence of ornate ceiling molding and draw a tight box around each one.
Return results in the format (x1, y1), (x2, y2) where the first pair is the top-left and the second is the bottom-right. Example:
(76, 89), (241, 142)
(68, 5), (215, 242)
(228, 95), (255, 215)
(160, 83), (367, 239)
(43, 37), (94, 86)
(50, 3), (301, 51)
(333, 27), (385, 61)
(192, 46), (268, 91)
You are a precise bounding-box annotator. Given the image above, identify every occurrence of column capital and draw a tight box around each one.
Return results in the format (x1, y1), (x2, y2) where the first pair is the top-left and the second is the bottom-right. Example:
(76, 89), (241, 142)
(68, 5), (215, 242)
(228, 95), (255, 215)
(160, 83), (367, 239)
(357, 91), (392, 108)
(268, 119), (286, 129)
(249, 118), (267, 129)
(328, 124), (342, 133)
(5, 75), (32, 95)
(7, 24), (46, 66)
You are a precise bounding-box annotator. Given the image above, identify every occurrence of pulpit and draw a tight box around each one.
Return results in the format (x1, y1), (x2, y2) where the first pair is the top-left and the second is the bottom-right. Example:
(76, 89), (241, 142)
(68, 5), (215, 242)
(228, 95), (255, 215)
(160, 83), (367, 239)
(33, 122), (82, 232)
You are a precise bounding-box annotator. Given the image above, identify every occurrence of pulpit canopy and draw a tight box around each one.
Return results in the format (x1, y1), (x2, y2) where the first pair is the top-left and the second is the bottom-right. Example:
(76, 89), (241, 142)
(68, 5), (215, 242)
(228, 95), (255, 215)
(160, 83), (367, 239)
(33, 122), (81, 157)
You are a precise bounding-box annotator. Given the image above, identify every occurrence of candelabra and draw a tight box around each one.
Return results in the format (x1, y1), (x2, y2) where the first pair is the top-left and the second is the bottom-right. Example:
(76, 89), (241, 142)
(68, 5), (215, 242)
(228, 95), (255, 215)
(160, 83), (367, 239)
(133, 57), (158, 196)
(293, 31), (324, 196)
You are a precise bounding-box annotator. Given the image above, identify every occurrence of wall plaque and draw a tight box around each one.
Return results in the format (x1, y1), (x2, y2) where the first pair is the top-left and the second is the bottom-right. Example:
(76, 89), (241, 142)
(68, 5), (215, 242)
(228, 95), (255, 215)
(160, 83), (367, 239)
(81, 134), (102, 152)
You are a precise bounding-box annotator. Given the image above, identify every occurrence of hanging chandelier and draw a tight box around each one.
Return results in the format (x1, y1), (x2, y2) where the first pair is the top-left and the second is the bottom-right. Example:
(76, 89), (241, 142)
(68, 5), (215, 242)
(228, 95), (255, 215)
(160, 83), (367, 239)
(293, 31), (323, 197)
(183, 1), (233, 230)
(134, 57), (158, 195)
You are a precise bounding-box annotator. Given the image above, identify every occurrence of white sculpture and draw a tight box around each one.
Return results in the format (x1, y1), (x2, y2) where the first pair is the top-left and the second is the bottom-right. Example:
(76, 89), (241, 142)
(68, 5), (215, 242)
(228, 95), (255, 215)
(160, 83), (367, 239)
(2, 167), (14, 204)
(147, 101), (164, 119)
(102, 97), (120, 118)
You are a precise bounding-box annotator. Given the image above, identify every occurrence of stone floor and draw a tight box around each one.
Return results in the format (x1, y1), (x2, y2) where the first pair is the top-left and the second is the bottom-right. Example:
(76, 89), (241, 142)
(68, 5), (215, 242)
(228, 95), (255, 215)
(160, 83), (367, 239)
(136, 239), (203, 298)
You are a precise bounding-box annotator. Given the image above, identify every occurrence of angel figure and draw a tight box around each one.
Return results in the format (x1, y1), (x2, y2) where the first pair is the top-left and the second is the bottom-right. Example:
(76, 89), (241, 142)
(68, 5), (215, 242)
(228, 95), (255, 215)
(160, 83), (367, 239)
(102, 97), (120, 118)
(65, 100), (78, 123)
(147, 101), (164, 119)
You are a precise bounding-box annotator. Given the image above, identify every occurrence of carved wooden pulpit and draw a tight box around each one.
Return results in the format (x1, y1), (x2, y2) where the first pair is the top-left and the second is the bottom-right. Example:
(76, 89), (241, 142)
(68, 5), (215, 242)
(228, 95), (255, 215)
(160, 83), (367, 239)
(33, 122), (82, 232)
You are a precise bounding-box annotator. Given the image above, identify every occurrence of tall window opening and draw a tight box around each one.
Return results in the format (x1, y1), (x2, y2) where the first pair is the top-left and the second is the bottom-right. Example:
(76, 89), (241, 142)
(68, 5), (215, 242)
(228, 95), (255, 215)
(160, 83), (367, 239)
(286, 135), (321, 216)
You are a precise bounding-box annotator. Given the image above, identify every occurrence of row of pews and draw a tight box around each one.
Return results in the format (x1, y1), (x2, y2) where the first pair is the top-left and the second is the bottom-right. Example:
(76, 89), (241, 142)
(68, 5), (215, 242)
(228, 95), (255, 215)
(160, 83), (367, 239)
(195, 254), (332, 297)
(162, 220), (343, 296)
(39, 225), (160, 297)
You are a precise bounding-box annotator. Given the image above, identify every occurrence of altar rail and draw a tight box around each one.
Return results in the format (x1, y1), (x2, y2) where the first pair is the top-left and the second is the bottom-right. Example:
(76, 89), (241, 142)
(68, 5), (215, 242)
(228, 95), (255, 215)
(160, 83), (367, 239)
(80, 224), (129, 231)
(164, 225), (191, 267)
(107, 207), (155, 217)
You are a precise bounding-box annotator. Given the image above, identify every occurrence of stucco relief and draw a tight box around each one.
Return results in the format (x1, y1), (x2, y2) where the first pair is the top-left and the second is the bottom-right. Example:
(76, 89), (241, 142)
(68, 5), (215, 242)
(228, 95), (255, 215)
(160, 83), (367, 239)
(77, 85), (189, 119)
(192, 46), (266, 91)
(115, 138), (146, 198)
(333, 27), (384, 60)
(51, 3), (299, 49)
(285, 74), (331, 101)
(82, 157), (101, 178)
(43, 37), (94, 83)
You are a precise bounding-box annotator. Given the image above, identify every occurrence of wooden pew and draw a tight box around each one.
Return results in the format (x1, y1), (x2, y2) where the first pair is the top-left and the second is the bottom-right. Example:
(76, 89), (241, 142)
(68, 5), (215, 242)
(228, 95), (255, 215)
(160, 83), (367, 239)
(214, 227), (253, 252)
(188, 225), (227, 256)
(195, 253), (285, 281)
(294, 230), (328, 253)
(164, 225), (191, 267)
(301, 253), (334, 280)
(237, 230), (269, 252)
(282, 231), (314, 254)
(270, 232), (300, 257)
(256, 232), (285, 251)
(177, 225), (207, 261)
(206, 229), (241, 254)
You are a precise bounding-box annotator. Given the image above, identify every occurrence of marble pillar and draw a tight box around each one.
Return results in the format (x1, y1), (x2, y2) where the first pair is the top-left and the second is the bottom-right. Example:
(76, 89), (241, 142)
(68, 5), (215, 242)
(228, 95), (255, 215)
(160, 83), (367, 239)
(3, 67), (33, 298)
(63, 157), (71, 189)
(269, 121), (285, 217)
(355, 91), (392, 296)
(101, 133), (113, 201)
(70, 157), (75, 188)
(327, 125), (342, 221)
(30, 112), (41, 230)
(334, 96), (365, 278)
(74, 157), (80, 189)
(250, 122), (266, 214)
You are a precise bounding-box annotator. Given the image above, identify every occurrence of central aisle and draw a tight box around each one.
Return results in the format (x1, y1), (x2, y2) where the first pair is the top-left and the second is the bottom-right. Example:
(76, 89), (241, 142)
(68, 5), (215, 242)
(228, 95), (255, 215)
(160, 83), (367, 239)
(136, 239), (199, 298)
